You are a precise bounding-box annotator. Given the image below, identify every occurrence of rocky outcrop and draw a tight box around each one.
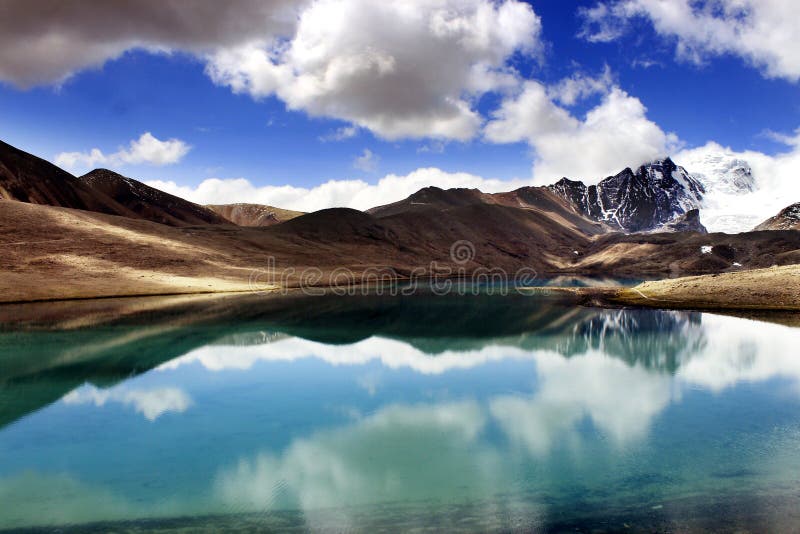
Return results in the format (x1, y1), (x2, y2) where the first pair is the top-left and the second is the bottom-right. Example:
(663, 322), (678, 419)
(754, 203), (800, 231)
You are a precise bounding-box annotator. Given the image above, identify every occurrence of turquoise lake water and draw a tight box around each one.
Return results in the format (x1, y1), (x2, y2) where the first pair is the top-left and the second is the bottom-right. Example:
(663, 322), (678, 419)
(1, 293), (799, 532)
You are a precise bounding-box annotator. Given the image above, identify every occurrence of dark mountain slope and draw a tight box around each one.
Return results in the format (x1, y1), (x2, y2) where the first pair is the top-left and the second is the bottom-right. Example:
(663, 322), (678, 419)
(2, 198), (799, 303)
(0, 140), (135, 216)
(491, 186), (610, 236)
(367, 186), (491, 218)
(81, 169), (229, 226)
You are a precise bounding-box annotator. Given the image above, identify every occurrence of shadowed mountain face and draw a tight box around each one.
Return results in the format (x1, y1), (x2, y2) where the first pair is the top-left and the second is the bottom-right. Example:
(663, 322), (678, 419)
(661, 209), (707, 233)
(548, 158), (705, 233)
(206, 203), (304, 227)
(0, 140), (136, 216)
(0, 141), (228, 227)
(362, 185), (609, 273)
(367, 187), (493, 218)
(755, 202), (800, 231)
(81, 169), (230, 226)
(368, 185), (607, 237)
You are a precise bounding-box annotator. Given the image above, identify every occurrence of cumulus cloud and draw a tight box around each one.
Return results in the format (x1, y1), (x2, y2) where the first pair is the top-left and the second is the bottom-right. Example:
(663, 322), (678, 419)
(0, 0), (542, 142)
(205, 0), (542, 140)
(146, 167), (529, 212)
(578, 2), (627, 43)
(547, 65), (614, 106)
(352, 149), (379, 172)
(484, 76), (679, 183)
(675, 128), (800, 232)
(55, 132), (191, 172)
(580, 0), (800, 82)
(0, 0), (304, 87)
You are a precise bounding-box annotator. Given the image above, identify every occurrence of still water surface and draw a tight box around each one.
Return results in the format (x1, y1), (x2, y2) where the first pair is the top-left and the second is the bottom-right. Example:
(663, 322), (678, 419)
(1, 293), (799, 532)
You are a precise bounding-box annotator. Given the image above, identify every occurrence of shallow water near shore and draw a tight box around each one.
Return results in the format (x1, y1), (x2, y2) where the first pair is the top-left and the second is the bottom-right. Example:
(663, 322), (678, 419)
(1, 292), (800, 532)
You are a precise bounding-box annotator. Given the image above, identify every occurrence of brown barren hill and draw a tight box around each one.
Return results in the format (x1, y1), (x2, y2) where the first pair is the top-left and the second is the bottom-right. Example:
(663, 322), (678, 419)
(366, 185), (611, 273)
(3, 188), (800, 304)
(0, 200), (264, 303)
(367, 186), (492, 218)
(610, 264), (800, 311)
(754, 202), (800, 231)
(2, 138), (800, 304)
(81, 169), (230, 226)
(0, 140), (136, 217)
(206, 203), (304, 226)
(573, 231), (800, 276)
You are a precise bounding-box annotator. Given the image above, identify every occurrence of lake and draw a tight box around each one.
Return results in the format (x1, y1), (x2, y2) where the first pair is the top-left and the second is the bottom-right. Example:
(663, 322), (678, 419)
(1, 292), (799, 532)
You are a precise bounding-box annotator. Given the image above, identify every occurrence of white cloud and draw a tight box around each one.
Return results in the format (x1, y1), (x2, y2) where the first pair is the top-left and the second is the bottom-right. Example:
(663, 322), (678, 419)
(146, 167), (529, 212)
(2, 0), (541, 142)
(484, 78), (679, 183)
(319, 126), (358, 142)
(63, 384), (193, 421)
(205, 0), (541, 141)
(547, 65), (614, 106)
(577, 2), (627, 43)
(580, 0), (800, 82)
(417, 141), (447, 154)
(352, 149), (379, 172)
(55, 132), (191, 173)
(0, 0), (305, 87)
(675, 128), (800, 232)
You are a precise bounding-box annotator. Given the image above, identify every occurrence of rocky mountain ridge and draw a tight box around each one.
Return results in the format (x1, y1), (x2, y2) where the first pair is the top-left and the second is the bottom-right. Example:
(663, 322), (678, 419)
(81, 169), (229, 226)
(547, 158), (705, 233)
(0, 140), (137, 217)
(755, 203), (800, 231)
(0, 138), (792, 240)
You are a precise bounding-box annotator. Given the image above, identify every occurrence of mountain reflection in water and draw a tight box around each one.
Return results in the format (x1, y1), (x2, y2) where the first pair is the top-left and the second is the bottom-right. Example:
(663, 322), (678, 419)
(0, 293), (799, 532)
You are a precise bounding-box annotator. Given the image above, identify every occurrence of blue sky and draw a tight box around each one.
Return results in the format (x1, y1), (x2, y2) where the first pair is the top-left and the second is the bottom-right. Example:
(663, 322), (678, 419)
(0, 0), (798, 212)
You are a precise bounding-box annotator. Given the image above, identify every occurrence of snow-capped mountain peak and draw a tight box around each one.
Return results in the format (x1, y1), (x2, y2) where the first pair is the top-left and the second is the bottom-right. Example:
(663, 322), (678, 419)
(549, 158), (705, 233)
(679, 152), (755, 196)
(673, 148), (763, 233)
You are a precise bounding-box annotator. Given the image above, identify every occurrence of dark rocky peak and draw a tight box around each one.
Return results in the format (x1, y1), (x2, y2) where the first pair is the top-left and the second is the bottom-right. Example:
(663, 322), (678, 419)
(547, 159), (705, 233)
(79, 168), (228, 226)
(406, 186), (484, 205)
(658, 208), (707, 234)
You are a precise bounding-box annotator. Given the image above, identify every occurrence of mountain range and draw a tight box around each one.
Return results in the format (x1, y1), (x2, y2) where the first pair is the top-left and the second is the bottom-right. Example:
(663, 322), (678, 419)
(548, 158), (705, 233)
(1, 138), (798, 302)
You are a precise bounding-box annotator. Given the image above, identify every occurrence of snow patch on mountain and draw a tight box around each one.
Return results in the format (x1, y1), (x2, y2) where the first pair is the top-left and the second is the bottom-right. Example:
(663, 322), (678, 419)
(680, 153), (755, 196)
(675, 144), (799, 234)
